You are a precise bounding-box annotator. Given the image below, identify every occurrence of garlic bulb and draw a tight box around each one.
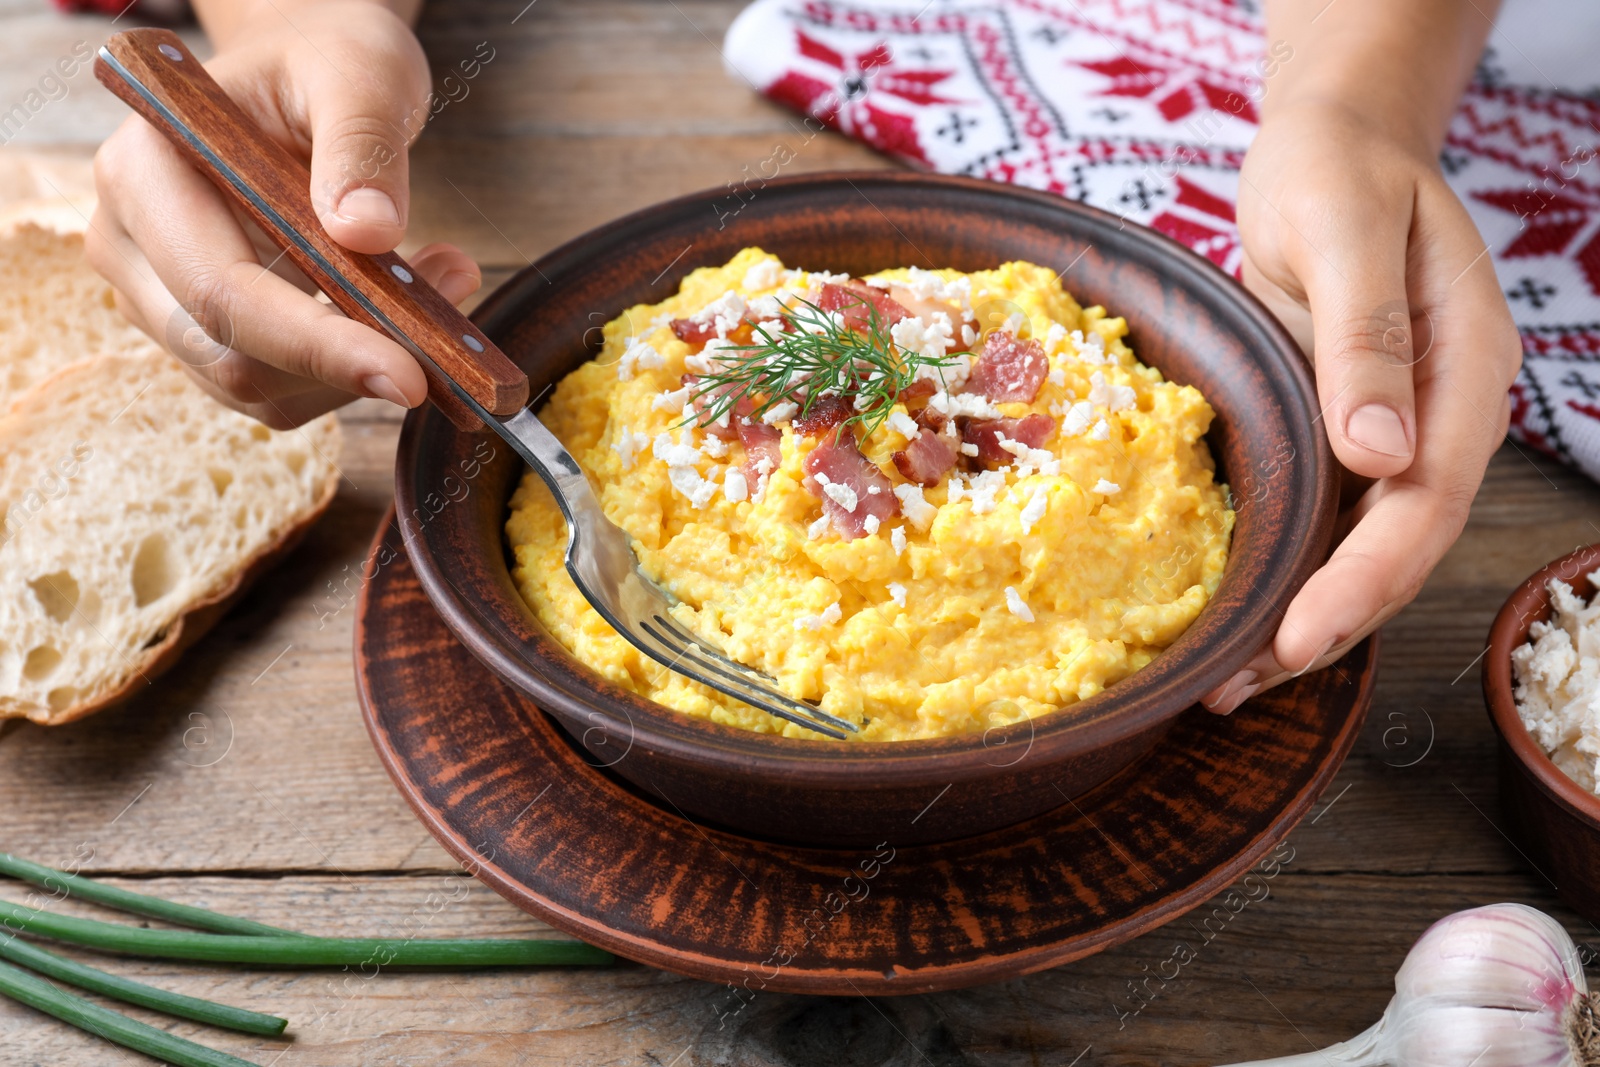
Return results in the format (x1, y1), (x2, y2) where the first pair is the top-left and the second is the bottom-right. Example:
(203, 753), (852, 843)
(1218, 903), (1600, 1067)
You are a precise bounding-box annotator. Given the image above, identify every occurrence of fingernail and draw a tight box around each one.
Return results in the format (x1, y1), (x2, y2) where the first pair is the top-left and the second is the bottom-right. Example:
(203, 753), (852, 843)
(1292, 638), (1337, 677)
(1345, 403), (1411, 458)
(335, 187), (401, 227)
(362, 373), (412, 407)
(1203, 669), (1258, 714)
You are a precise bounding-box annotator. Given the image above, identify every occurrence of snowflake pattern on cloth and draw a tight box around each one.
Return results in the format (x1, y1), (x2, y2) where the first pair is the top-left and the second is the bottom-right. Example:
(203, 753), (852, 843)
(724, 0), (1600, 479)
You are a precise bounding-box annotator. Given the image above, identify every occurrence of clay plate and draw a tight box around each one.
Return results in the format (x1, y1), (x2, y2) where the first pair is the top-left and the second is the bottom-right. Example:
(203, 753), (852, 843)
(1484, 542), (1600, 924)
(358, 514), (1375, 994)
(393, 172), (1338, 847)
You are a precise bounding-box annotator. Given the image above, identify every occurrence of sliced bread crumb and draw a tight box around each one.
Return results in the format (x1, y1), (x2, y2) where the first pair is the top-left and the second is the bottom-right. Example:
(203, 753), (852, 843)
(0, 222), (160, 415)
(0, 350), (341, 723)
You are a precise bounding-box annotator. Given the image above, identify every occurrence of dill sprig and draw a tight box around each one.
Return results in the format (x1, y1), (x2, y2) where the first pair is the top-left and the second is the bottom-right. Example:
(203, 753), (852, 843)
(682, 293), (960, 439)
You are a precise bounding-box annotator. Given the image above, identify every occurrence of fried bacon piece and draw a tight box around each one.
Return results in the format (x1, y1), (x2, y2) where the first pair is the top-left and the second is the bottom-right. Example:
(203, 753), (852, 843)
(959, 414), (1056, 469)
(963, 329), (1048, 403)
(802, 433), (899, 540)
(816, 281), (913, 332)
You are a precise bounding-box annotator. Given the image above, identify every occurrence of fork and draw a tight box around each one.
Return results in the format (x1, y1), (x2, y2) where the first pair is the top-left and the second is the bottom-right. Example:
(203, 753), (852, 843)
(94, 28), (857, 740)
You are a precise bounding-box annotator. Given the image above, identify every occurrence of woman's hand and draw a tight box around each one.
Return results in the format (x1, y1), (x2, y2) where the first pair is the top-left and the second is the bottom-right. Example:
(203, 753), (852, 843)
(1201, 100), (1521, 714)
(86, 0), (482, 428)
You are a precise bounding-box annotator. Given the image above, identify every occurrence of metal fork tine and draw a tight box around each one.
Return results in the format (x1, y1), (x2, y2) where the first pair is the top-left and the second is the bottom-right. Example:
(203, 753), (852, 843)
(634, 617), (855, 733)
(680, 646), (858, 733)
(638, 615), (801, 703)
(636, 618), (857, 736)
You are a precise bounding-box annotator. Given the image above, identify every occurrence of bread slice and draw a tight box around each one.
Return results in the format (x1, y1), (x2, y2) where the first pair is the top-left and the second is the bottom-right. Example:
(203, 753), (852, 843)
(0, 350), (342, 723)
(0, 222), (159, 414)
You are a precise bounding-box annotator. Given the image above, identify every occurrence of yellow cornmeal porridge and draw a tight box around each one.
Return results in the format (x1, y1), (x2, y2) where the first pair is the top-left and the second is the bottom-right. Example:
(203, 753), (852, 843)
(506, 247), (1233, 741)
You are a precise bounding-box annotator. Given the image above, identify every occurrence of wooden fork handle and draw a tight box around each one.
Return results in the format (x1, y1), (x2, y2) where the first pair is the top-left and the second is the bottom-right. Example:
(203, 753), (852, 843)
(93, 28), (528, 432)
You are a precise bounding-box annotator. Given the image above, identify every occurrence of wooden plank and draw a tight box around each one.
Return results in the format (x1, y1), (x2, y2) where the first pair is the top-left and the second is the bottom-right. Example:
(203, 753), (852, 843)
(403, 0), (895, 268)
(0, 871), (1585, 1065)
(406, 132), (893, 270)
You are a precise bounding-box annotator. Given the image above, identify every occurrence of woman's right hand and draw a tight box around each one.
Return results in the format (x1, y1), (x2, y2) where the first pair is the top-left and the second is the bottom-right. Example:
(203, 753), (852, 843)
(87, 0), (482, 428)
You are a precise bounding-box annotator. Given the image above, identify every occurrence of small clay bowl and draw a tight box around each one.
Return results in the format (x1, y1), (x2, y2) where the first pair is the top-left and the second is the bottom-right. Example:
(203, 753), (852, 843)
(394, 172), (1338, 848)
(1484, 542), (1600, 922)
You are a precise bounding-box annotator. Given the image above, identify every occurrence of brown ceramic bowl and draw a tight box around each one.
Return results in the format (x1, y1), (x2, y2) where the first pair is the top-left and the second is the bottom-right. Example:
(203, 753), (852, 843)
(394, 172), (1337, 848)
(1484, 542), (1600, 922)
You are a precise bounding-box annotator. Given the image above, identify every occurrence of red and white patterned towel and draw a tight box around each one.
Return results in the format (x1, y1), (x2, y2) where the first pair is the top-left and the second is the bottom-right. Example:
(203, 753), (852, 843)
(724, 0), (1600, 479)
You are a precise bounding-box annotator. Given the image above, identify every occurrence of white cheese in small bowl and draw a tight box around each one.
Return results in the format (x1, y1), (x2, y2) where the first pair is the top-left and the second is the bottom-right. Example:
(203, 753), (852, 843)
(1511, 572), (1600, 794)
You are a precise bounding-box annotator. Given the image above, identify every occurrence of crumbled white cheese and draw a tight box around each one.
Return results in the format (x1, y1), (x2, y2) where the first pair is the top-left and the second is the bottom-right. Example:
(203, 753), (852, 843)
(612, 428), (648, 471)
(814, 472), (859, 513)
(1060, 400), (1095, 436)
(807, 270), (852, 286)
(963, 470), (1007, 515)
(1093, 478), (1121, 494)
(1091, 419), (1111, 441)
(748, 294), (784, 321)
(899, 267), (945, 301)
(915, 351), (971, 392)
(650, 431), (716, 508)
(891, 525), (907, 556)
(794, 601), (843, 631)
(961, 323), (977, 347)
(685, 338), (741, 377)
(723, 468), (748, 502)
(1047, 367), (1067, 387)
(890, 313), (955, 362)
(1013, 448), (1061, 478)
(667, 465), (717, 508)
(1088, 371), (1137, 413)
(762, 401), (799, 425)
(928, 390), (1001, 421)
(691, 290), (748, 338)
(652, 432), (702, 469)
(1073, 328), (1110, 365)
(958, 442), (979, 457)
(701, 434), (729, 458)
(1004, 585), (1035, 622)
(617, 339), (664, 381)
(1044, 321), (1068, 355)
(1513, 571), (1600, 794)
(863, 514), (880, 535)
(893, 484), (937, 530)
(1019, 488), (1049, 534)
(888, 582), (907, 608)
(806, 515), (830, 540)
(653, 386), (692, 413)
(743, 259), (783, 292)
(887, 410), (921, 440)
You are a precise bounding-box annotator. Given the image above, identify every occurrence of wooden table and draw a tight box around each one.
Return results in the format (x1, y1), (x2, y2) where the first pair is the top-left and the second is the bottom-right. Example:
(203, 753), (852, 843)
(2, 2), (1594, 1064)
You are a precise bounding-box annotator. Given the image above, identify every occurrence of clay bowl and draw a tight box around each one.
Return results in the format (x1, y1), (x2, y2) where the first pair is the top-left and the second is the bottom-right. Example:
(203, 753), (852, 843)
(394, 172), (1337, 848)
(1484, 542), (1600, 922)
